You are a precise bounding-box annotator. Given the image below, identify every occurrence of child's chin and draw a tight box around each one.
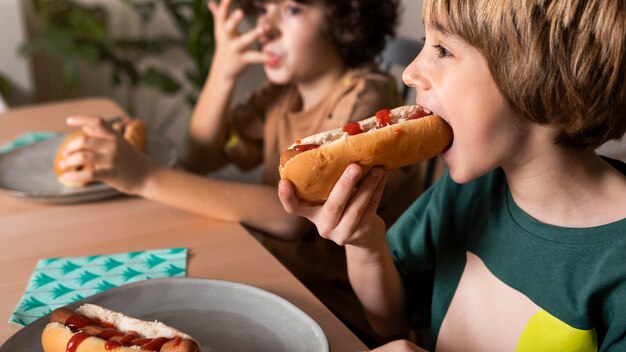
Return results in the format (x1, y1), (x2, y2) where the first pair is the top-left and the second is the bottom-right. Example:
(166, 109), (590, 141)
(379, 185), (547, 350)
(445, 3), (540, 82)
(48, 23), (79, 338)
(264, 70), (290, 85)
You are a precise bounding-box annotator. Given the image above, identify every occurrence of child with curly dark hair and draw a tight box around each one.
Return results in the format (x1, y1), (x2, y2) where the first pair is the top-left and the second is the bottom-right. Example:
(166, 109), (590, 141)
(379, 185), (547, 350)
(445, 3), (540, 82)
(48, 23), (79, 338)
(58, 0), (418, 344)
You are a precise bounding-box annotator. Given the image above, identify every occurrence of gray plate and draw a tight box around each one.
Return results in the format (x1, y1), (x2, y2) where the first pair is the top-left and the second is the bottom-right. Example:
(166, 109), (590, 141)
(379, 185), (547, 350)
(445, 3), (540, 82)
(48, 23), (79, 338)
(0, 135), (178, 204)
(0, 277), (329, 352)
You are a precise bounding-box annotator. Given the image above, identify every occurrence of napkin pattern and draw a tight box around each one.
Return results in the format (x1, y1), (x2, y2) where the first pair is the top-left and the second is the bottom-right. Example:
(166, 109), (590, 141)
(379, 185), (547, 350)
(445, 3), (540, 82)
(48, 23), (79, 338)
(10, 248), (188, 326)
(0, 131), (60, 154)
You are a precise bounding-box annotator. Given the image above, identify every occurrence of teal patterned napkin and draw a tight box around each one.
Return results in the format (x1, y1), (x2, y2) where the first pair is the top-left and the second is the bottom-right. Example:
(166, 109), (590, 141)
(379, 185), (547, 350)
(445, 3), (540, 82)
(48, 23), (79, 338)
(9, 248), (188, 326)
(0, 131), (61, 154)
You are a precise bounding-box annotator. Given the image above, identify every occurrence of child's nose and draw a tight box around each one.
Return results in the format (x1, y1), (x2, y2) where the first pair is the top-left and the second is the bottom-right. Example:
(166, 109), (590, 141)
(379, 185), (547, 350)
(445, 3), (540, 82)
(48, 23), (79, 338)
(258, 23), (280, 43)
(402, 54), (430, 91)
(257, 9), (281, 43)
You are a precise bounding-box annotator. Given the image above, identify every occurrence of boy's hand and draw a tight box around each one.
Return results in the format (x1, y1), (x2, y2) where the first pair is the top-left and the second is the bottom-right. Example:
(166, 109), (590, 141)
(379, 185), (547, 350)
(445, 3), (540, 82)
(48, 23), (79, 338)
(58, 115), (155, 195)
(278, 164), (388, 248)
(208, 0), (268, 80)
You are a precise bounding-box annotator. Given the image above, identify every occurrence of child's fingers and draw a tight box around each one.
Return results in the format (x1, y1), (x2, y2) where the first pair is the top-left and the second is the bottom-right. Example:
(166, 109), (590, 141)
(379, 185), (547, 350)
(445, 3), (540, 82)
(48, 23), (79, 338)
(207, 1), (218, 17)
(216, 0), (232, 22)
(316, 164), (363, 232)
(367, 171), (388, 215)
(223, 8), (244, 34)
(66, 115), (116, 139)
(60, 169), (95, 184)
(61, 135), (114, 157)
(58, 150), (109, 170)
(235, 27), (264, 51)
(278, 179), (328, 220)
(241, 51), (271, 64)
(335, 167), (386, 240)
(278, 179), (301, 214)
(62, 166), (113, 184)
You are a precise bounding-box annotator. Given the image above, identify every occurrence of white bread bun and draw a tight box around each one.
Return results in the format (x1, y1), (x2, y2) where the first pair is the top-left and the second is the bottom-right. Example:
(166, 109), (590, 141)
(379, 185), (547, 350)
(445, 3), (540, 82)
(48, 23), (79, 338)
(279, 105), (453, 201)
(41, 304), (200, 352)
(53, 119), (147, 188)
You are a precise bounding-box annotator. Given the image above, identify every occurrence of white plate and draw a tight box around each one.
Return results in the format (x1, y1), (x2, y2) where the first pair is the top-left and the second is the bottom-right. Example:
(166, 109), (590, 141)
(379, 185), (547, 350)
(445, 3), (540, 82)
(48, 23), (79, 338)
(0, 135), (178, 204)
(0, 277), (329, 352)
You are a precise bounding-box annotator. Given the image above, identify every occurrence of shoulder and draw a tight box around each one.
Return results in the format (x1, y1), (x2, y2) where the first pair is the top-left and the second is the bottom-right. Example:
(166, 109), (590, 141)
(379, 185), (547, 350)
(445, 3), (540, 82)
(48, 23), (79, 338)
(388, 168), (505, 237)
(347, 64), (399, 102)
(331, 64), (401, 124)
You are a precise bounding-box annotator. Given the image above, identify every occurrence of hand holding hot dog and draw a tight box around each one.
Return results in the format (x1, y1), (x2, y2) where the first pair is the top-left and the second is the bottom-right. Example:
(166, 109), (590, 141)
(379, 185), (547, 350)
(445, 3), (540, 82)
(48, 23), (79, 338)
(278, 164), (388, 249)
(56, 115), (156, 195)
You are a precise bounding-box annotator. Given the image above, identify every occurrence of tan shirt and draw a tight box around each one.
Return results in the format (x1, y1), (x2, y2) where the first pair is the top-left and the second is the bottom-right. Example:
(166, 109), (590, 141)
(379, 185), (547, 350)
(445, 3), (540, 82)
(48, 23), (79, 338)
(225, 65), (421, 341)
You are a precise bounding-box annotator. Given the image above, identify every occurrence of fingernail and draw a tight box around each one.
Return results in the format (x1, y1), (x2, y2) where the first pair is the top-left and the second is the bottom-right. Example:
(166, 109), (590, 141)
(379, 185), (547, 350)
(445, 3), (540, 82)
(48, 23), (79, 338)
(348, 166), (360, 178)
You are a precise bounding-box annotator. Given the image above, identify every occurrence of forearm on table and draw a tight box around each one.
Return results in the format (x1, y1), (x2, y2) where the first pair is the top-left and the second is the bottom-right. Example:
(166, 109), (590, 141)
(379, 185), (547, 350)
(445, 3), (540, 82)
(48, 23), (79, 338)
(139, 166), (310, 240)
(186, 70), (237, 173)
(346, 243), (409, 336)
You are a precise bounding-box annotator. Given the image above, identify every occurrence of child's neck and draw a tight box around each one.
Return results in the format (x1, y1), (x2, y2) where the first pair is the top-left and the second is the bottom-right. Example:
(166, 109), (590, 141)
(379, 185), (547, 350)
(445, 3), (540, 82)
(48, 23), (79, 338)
(505, 141), (626, 228)
(294, 65), (347, 112)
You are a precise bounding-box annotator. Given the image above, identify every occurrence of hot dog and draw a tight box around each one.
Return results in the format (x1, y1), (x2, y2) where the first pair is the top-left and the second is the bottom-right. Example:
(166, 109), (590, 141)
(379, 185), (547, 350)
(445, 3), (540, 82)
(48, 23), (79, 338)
(279, 105), (453, 201)
(41, 304), (200, 352)
(53, 119), (147, 188)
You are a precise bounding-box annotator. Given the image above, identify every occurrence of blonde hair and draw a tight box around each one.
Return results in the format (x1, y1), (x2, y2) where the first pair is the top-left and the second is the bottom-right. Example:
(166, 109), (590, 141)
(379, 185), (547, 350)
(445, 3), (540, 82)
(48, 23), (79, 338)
(423, 0), (626, 149)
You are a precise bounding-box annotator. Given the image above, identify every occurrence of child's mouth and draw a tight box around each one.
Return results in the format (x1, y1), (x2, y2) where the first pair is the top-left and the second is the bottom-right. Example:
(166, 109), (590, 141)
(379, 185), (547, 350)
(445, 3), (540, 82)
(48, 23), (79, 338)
(264, 52), (281, 68)
(417, 104), (453, 152)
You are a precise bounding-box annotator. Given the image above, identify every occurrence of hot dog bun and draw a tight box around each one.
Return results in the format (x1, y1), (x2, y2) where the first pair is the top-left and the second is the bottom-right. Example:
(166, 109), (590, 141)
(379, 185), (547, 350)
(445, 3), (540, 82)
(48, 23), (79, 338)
(41, 304), (200, 352)
(53, 119), (147, 188)
(279, 105), (453, 201)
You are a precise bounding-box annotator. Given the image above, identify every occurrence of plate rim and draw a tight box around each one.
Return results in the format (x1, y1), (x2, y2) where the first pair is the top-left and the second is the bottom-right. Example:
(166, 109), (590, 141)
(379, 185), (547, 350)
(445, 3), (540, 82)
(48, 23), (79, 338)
(0, 134), (178, 203)
(1, 277), (329, 352)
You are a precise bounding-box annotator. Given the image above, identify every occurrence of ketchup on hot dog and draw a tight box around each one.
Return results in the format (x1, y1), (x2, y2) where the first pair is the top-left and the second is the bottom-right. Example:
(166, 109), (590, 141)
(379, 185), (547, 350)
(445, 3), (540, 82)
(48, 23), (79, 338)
(51, 308), (190, 352)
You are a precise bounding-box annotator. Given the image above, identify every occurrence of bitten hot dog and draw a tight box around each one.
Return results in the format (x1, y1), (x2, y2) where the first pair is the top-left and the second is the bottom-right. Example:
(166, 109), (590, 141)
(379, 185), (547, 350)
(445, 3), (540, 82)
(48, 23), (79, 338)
(53, 119), (147, 188)
(279, 105), (453, 201)
(41, 304), (200, 352)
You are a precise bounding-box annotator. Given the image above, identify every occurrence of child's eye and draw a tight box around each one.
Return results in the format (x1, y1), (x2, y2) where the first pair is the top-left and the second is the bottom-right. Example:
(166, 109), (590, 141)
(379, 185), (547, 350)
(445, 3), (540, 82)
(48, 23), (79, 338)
(432, 44), (452, 58)
(285, 5), (303, 15)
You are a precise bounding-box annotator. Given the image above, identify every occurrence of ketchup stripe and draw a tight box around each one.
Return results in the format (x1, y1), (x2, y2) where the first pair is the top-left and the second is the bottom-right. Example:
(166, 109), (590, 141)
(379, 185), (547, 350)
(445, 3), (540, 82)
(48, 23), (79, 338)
(60, 312), (178, 352)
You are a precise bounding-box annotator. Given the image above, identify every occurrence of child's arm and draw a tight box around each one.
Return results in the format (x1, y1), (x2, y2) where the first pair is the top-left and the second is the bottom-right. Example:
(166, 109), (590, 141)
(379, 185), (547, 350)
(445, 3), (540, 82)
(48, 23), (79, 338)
(279, 164), (411, 336)
(186, 0), (267, 174)
(60, 115), (311, 240)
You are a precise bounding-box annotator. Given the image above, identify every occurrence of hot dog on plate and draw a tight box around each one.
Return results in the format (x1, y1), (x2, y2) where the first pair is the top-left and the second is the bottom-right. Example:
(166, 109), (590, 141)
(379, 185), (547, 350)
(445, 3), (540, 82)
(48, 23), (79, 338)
(53, 119), (147, 188)
(41, 304), (200, 352)
(279, 105), (453, 201)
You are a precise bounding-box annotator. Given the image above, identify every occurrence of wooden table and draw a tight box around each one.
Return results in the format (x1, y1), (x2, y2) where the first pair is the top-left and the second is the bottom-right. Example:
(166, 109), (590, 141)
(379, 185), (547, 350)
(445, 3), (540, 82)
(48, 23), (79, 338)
(0, 98), (367, 351)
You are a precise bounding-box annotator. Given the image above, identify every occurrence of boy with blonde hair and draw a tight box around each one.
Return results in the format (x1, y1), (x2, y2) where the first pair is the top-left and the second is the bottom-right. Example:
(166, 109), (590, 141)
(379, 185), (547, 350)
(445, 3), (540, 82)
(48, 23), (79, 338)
(279, 0), (626, 350)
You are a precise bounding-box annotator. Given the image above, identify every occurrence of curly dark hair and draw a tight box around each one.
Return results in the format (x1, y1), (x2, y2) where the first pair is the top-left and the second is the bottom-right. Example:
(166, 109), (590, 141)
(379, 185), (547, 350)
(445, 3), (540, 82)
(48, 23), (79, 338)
(237, 0), (400, 68)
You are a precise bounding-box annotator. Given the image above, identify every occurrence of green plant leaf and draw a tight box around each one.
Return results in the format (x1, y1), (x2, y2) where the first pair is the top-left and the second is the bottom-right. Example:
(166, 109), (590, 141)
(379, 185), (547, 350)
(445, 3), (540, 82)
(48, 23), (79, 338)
(0, 73), (11, 97)
(140, 67), (181, 94)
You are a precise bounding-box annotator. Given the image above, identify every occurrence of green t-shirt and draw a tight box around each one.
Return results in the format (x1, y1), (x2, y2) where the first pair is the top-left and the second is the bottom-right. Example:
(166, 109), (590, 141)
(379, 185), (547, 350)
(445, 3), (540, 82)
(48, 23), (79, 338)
(387, 160), (626, 351)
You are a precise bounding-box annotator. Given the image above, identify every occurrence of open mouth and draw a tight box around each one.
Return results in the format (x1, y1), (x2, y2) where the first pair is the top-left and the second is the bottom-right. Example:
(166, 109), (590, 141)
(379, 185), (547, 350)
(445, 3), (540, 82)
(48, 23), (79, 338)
(416, 104), (453, 151)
